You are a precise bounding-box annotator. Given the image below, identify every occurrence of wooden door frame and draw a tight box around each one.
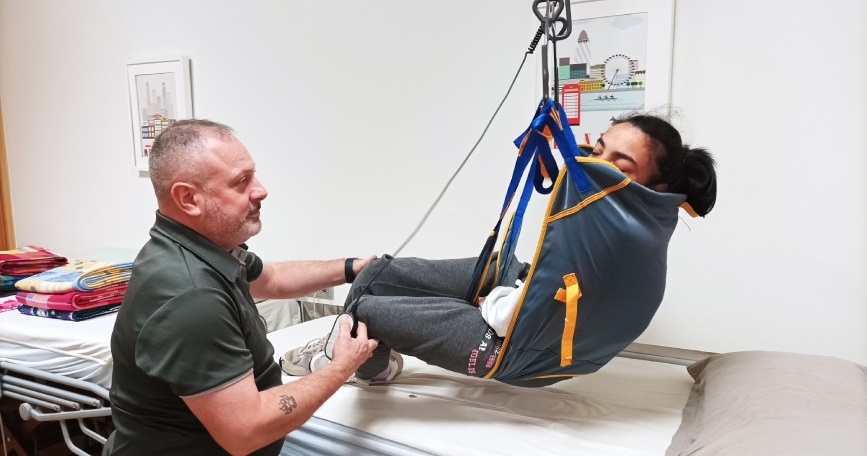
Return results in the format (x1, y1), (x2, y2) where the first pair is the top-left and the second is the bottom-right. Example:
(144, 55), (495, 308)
(0, 103), (15, 250)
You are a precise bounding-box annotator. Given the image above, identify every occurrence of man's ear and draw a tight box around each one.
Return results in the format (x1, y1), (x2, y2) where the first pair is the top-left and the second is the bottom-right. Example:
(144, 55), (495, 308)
(170, 182), (203, 216)
(652, 182), (669, 192)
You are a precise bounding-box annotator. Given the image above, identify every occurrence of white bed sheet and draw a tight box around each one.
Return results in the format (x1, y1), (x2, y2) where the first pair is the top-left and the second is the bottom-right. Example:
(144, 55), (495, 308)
(268, 316), (694, 456)
(0, 309), (117, 388)
(0, 298), (307, 391)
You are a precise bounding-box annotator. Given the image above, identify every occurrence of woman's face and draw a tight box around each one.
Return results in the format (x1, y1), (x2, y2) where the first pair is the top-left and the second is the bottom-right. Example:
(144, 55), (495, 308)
(590, 123), (666, 191)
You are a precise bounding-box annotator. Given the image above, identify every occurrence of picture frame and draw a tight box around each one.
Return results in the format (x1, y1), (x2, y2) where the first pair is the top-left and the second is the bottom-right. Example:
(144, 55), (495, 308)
(126, 57), (193, 172)
(537, 0), (674, 145)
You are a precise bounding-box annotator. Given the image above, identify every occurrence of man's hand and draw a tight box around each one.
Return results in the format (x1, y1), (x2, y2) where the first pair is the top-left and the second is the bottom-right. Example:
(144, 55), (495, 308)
(328, 314), (378, 375)
(351, 255), (378, 278)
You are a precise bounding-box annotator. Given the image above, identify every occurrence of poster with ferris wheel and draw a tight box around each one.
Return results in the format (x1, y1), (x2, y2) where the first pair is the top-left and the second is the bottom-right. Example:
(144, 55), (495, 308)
(549, 0), (674, 146)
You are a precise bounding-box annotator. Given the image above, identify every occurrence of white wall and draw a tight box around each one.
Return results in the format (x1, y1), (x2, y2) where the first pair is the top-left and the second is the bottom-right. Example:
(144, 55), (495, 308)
(1, 0), (865, 365)
(643, 0), (867, 364)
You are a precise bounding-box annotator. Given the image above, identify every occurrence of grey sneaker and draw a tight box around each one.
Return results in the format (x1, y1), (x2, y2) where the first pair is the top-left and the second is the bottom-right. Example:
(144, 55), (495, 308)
(280, 335), (330, 376)
(351, 351), (404, 385)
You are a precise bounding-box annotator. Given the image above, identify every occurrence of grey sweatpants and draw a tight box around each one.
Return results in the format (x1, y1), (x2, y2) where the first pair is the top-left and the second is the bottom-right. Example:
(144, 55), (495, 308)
(345, 254), (528, 380)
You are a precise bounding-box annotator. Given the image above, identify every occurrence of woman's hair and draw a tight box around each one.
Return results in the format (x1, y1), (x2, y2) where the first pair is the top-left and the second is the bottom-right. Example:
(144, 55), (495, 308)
(148, 119), (235, 201)
(612, 114), (717, 216)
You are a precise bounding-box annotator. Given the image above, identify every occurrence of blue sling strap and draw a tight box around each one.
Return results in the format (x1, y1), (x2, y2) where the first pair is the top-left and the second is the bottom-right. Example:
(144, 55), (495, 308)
(463, 98), (592, 302)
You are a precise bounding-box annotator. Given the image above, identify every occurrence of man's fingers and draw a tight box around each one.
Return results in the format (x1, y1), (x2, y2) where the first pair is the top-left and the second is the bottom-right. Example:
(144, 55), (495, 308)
(337, 314), (352, 337)
(335, 315), (378, 358)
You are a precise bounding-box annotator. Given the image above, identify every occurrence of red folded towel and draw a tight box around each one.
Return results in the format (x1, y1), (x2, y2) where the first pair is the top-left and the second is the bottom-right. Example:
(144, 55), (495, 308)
(0, 246), (68, 276)
(15, 283), (128, 311)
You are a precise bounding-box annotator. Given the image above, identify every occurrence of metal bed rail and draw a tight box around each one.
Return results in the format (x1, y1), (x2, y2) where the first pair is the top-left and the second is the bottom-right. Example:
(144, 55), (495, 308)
(619, 342), (716, 366)
(0, 360), (111, 456)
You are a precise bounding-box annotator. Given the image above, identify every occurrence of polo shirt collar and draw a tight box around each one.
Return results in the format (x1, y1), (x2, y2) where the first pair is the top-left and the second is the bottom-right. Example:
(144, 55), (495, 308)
(151, 211), (245, 282)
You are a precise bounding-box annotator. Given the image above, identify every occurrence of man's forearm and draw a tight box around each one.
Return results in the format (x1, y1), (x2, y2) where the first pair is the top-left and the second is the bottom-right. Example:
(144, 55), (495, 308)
(250, 259), (347, 299)
(212, 362), (353, 455)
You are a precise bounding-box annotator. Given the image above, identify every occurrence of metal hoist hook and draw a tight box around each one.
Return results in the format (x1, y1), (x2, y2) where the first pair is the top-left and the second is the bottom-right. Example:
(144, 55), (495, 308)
(532, 0), (572, 103)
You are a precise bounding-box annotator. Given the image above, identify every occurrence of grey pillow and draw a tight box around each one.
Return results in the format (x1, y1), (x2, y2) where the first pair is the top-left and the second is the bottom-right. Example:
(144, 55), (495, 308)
(666, 351), (867, 456)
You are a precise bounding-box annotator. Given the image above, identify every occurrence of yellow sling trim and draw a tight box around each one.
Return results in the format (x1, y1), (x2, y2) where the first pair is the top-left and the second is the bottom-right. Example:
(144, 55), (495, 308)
(469, 229), (499, 306)
(680, 202), (699, 218)
(516, 130), (531, 156)
(483, 168), (566, 379)
(560, 273), (581, 367)
(491, 214), (516, 296)
(530, 373), (582, 380)
(549, 178), (630, 223)
(538, 155), (551, 179)
(550, 109), (563, 130)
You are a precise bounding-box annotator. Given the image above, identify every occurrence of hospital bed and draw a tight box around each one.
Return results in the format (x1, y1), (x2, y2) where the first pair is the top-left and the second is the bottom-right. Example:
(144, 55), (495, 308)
(2, 310), (865, 456)
(0, 309), (114, 455)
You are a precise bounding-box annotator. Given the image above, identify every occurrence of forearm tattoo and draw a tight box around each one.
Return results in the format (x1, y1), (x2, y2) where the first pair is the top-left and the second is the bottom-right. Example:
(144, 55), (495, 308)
(278, 395), (297, 415)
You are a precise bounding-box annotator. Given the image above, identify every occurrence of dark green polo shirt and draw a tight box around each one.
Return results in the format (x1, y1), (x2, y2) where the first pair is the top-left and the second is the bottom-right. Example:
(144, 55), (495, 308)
(107, 212), (283, 456)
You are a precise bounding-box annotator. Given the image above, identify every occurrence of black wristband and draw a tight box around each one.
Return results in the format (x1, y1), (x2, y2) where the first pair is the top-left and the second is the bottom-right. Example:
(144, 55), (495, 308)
(344, 257), (357, 283)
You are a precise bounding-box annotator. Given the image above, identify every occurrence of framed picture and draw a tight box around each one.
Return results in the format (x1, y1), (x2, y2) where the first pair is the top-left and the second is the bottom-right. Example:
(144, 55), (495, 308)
(127, 57), (193, 172)
(538, 0), (674, 145)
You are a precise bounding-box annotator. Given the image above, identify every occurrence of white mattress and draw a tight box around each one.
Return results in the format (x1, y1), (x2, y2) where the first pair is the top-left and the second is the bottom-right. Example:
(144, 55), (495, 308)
(268, 316), (694, 456)
(0, 299), (303, 390)
(0, 309), (116, 388)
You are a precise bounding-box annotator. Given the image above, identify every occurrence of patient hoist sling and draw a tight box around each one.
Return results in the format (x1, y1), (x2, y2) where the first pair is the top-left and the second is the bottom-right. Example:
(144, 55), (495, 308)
(465, 98), (692, 387)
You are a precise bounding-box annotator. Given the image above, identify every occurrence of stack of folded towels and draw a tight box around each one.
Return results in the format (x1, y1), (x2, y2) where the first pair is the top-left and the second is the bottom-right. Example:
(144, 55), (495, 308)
(13, 258), (133, 321)
(0, 246), (68, 309)
(0, 295), (18, 312)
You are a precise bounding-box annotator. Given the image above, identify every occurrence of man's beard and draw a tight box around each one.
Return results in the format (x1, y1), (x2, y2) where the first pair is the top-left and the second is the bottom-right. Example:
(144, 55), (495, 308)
(204, 197), (262, 248)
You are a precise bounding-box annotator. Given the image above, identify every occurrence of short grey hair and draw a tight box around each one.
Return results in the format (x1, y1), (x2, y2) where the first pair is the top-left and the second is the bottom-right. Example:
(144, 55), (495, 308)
(148, 119), (235, 201)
